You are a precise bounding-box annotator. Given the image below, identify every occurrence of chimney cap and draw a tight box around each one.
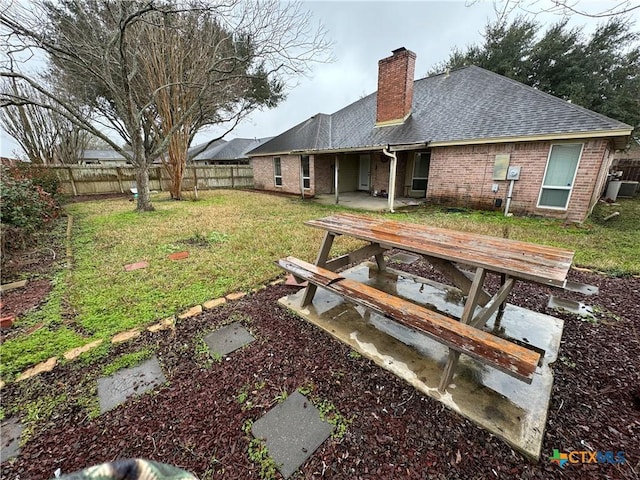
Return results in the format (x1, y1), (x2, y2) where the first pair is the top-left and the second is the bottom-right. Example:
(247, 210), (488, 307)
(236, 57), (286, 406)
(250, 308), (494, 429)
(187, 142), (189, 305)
(392, 47), (407, 54)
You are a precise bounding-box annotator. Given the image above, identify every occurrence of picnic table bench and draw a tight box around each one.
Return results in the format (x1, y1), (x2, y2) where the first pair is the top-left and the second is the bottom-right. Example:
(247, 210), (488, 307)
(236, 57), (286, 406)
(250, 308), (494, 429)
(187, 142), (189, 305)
(278, 213), (574, 391)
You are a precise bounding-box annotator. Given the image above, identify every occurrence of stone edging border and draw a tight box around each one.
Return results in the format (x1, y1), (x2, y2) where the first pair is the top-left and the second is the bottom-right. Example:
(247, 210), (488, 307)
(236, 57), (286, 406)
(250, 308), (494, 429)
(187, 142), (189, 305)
(0, 278), (286, 389)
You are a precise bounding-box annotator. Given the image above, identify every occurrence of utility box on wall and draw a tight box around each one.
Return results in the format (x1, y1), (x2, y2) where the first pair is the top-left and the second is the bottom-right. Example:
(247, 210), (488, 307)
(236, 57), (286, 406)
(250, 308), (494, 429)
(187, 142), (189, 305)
(493, 154), (511, 180)
(507, 166), (521, 181)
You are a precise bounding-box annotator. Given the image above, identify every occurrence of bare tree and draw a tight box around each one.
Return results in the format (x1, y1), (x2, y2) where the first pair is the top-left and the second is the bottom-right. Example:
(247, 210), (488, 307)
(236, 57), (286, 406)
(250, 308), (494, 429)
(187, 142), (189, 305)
(0, 78), (88, 164)
(470, 0), (640, 25)
(1, 0), (330, 211)
(137, 10), (272, 199)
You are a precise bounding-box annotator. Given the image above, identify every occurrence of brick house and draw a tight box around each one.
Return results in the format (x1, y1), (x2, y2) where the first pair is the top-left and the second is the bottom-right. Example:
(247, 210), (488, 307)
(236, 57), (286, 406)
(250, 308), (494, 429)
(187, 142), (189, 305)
(249, 48), (633, 222)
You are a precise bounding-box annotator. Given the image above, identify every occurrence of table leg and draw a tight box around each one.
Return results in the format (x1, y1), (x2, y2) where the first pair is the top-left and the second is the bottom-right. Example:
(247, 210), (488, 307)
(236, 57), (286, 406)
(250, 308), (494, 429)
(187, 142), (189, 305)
(494, 273), (508, 331)
(423, 255), (491, 306)
(300, 231), (335, 307)
(439, 267), (486, 391)
(374, 244), (386, 272)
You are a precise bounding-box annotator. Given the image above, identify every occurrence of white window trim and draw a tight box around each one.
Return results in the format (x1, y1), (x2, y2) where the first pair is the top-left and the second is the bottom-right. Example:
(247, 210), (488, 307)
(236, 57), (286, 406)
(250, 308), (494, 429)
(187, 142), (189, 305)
(537, 143), (583, 210)
(273, 157), (282, 187)
(301, 155), (311, 190)
(411, 152), (430, 193)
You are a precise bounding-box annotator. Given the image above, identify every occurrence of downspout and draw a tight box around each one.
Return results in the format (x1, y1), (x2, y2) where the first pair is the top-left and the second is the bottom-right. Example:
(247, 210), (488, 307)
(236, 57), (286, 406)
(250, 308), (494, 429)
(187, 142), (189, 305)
(383, 147), (397, 213)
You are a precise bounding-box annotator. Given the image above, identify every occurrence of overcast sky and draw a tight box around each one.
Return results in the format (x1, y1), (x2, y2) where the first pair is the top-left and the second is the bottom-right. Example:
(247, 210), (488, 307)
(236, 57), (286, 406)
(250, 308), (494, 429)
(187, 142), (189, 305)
(0, 1), (622, 157)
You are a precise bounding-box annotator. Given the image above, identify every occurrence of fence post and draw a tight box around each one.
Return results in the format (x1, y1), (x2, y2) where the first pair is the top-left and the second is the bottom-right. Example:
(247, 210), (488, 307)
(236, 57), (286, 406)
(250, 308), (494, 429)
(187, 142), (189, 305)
(67, 166), (78, 196)
(116, 167), (124, 193)
(231, 166), (234, 188)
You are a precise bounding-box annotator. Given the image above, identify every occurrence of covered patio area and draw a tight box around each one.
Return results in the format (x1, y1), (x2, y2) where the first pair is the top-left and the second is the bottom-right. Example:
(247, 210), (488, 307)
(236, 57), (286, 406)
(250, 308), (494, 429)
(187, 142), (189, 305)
(313, 191), (424, 212)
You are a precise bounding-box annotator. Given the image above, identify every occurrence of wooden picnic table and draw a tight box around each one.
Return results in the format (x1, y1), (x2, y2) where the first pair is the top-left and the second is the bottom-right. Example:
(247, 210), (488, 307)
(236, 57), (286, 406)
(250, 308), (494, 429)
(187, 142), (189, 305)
(279, 212), (574, 391)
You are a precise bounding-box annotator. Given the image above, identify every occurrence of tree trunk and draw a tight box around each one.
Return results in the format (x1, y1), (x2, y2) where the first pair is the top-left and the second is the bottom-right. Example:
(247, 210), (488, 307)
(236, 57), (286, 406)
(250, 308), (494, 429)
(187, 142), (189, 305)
(135, 163), (154, 212)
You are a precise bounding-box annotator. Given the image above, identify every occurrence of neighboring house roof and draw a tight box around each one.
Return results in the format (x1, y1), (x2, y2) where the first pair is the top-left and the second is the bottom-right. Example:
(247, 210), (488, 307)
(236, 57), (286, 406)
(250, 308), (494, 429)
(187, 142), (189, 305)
(81, 149), (127, 161)
(193, 137), (273, 161)
(249, 65), (632, 156)
(188, 139), (227, 159)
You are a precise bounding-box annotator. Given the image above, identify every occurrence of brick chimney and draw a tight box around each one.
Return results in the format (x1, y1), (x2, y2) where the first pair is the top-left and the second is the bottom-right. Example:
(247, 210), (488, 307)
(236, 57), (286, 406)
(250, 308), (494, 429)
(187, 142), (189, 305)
(376, 47), (416, 126)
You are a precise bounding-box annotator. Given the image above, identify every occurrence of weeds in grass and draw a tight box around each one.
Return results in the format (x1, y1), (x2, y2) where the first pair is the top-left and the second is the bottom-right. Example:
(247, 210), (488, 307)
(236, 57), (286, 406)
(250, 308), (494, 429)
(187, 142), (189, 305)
(20, 393), (67, 446)
(236, 380), (267, 411)
(2, 191), (637, 381)
(273, 388), (288, 403)
(200, 455), (222, 480)
(242, 418), (253, 434)
(316, 399), (352, 440)
(194, 339), (216, 368)
(247, 438), (279, 480)
(348, 350), (362, 359)
(70, 342), (111, 368)
(296, 382), (315, 396)
(559, 356), (577, 369)
(75, 383), (101, 420)
(102, 349), (154, 377)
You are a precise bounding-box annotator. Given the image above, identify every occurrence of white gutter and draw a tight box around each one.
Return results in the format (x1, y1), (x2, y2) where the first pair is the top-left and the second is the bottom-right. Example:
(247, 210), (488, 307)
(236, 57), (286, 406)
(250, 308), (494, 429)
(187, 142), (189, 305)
(382, 147), (397, 213)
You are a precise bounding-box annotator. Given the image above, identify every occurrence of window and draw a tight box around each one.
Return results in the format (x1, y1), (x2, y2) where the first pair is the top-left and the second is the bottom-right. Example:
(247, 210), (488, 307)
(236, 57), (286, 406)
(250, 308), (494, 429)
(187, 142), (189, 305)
(301, 155), (310, 189)
(412, 152), (430, 192)
(538, 144), (582, 209)
(273, 157), (282, 186)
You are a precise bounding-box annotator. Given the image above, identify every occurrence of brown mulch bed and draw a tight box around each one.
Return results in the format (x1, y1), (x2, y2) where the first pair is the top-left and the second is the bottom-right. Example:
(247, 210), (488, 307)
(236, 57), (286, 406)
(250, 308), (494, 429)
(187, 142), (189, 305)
(1, 257), (639, 479)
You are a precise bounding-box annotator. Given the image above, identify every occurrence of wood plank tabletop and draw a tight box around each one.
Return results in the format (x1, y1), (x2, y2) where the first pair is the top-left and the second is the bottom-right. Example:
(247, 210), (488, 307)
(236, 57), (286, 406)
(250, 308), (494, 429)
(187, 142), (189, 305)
(305, 213), (574, 287)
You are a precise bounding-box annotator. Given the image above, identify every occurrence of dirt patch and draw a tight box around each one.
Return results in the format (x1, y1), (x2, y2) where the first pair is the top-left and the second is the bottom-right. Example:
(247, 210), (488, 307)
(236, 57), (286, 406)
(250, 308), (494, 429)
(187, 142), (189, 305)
(0, 279), (52, 320)
(65, 192), (130, 203)
(1, 261), (638, 479)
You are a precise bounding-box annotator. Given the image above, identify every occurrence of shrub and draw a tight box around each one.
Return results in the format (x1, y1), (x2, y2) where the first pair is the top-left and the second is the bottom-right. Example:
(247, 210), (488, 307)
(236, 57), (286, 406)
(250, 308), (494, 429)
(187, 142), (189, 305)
(22, 166), (63, 204)
(0, 164), (61, 253)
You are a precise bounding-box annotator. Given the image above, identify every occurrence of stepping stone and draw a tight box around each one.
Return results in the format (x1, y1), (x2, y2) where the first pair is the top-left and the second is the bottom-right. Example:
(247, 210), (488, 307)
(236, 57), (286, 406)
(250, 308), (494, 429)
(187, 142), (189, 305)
(548, 296), (595, 318)
(389, 253), (420, 264)
(168, 251), (189, 261)
(564, 281), (599, 296)
(97, 356), (166, 413)
(1, 417), (23, 462)
(124, 261), (149, 272)
(252, 391), (334, 479)
(204, 322), (255, 357)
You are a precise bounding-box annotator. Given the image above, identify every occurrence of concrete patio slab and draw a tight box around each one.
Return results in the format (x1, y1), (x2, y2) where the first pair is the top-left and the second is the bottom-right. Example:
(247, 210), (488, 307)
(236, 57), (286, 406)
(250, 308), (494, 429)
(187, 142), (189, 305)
(314, 192), (423, 212)
(279, 262), (564, 460)
(204, 322), (255, 357)
(1, 417), (23, 463)
(252, 391), (334, 479)
(97, 356), (166, 413)
(563, 281), (599, 296)
(548, 296), (595, 318)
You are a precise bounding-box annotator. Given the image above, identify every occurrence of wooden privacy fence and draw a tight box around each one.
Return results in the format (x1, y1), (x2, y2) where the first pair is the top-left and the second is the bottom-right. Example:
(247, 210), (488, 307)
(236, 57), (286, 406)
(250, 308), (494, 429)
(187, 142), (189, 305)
(26, 164), (253, 196)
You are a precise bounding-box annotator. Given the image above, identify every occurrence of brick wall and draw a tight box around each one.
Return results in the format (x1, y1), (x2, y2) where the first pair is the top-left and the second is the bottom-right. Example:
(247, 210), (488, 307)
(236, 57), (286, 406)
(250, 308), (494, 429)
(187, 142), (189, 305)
(252, 154), (313, 195)
(427, 138), (610, 222)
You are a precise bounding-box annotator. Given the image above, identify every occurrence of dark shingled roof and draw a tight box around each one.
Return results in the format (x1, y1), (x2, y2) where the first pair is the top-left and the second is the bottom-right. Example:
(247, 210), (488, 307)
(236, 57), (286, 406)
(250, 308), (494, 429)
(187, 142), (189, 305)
(189, 139), (227, 159)
(249, 65), (631, 156)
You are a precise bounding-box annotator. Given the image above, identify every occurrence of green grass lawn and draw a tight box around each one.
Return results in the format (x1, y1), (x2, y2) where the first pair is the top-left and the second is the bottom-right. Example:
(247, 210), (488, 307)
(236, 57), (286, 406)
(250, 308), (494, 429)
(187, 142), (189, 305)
(1, 190), (638, 380)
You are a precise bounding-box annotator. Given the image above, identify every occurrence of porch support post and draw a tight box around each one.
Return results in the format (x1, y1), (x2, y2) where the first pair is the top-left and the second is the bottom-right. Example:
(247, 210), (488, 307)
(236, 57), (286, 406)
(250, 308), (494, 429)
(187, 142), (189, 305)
(334, 154), (340, 204)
